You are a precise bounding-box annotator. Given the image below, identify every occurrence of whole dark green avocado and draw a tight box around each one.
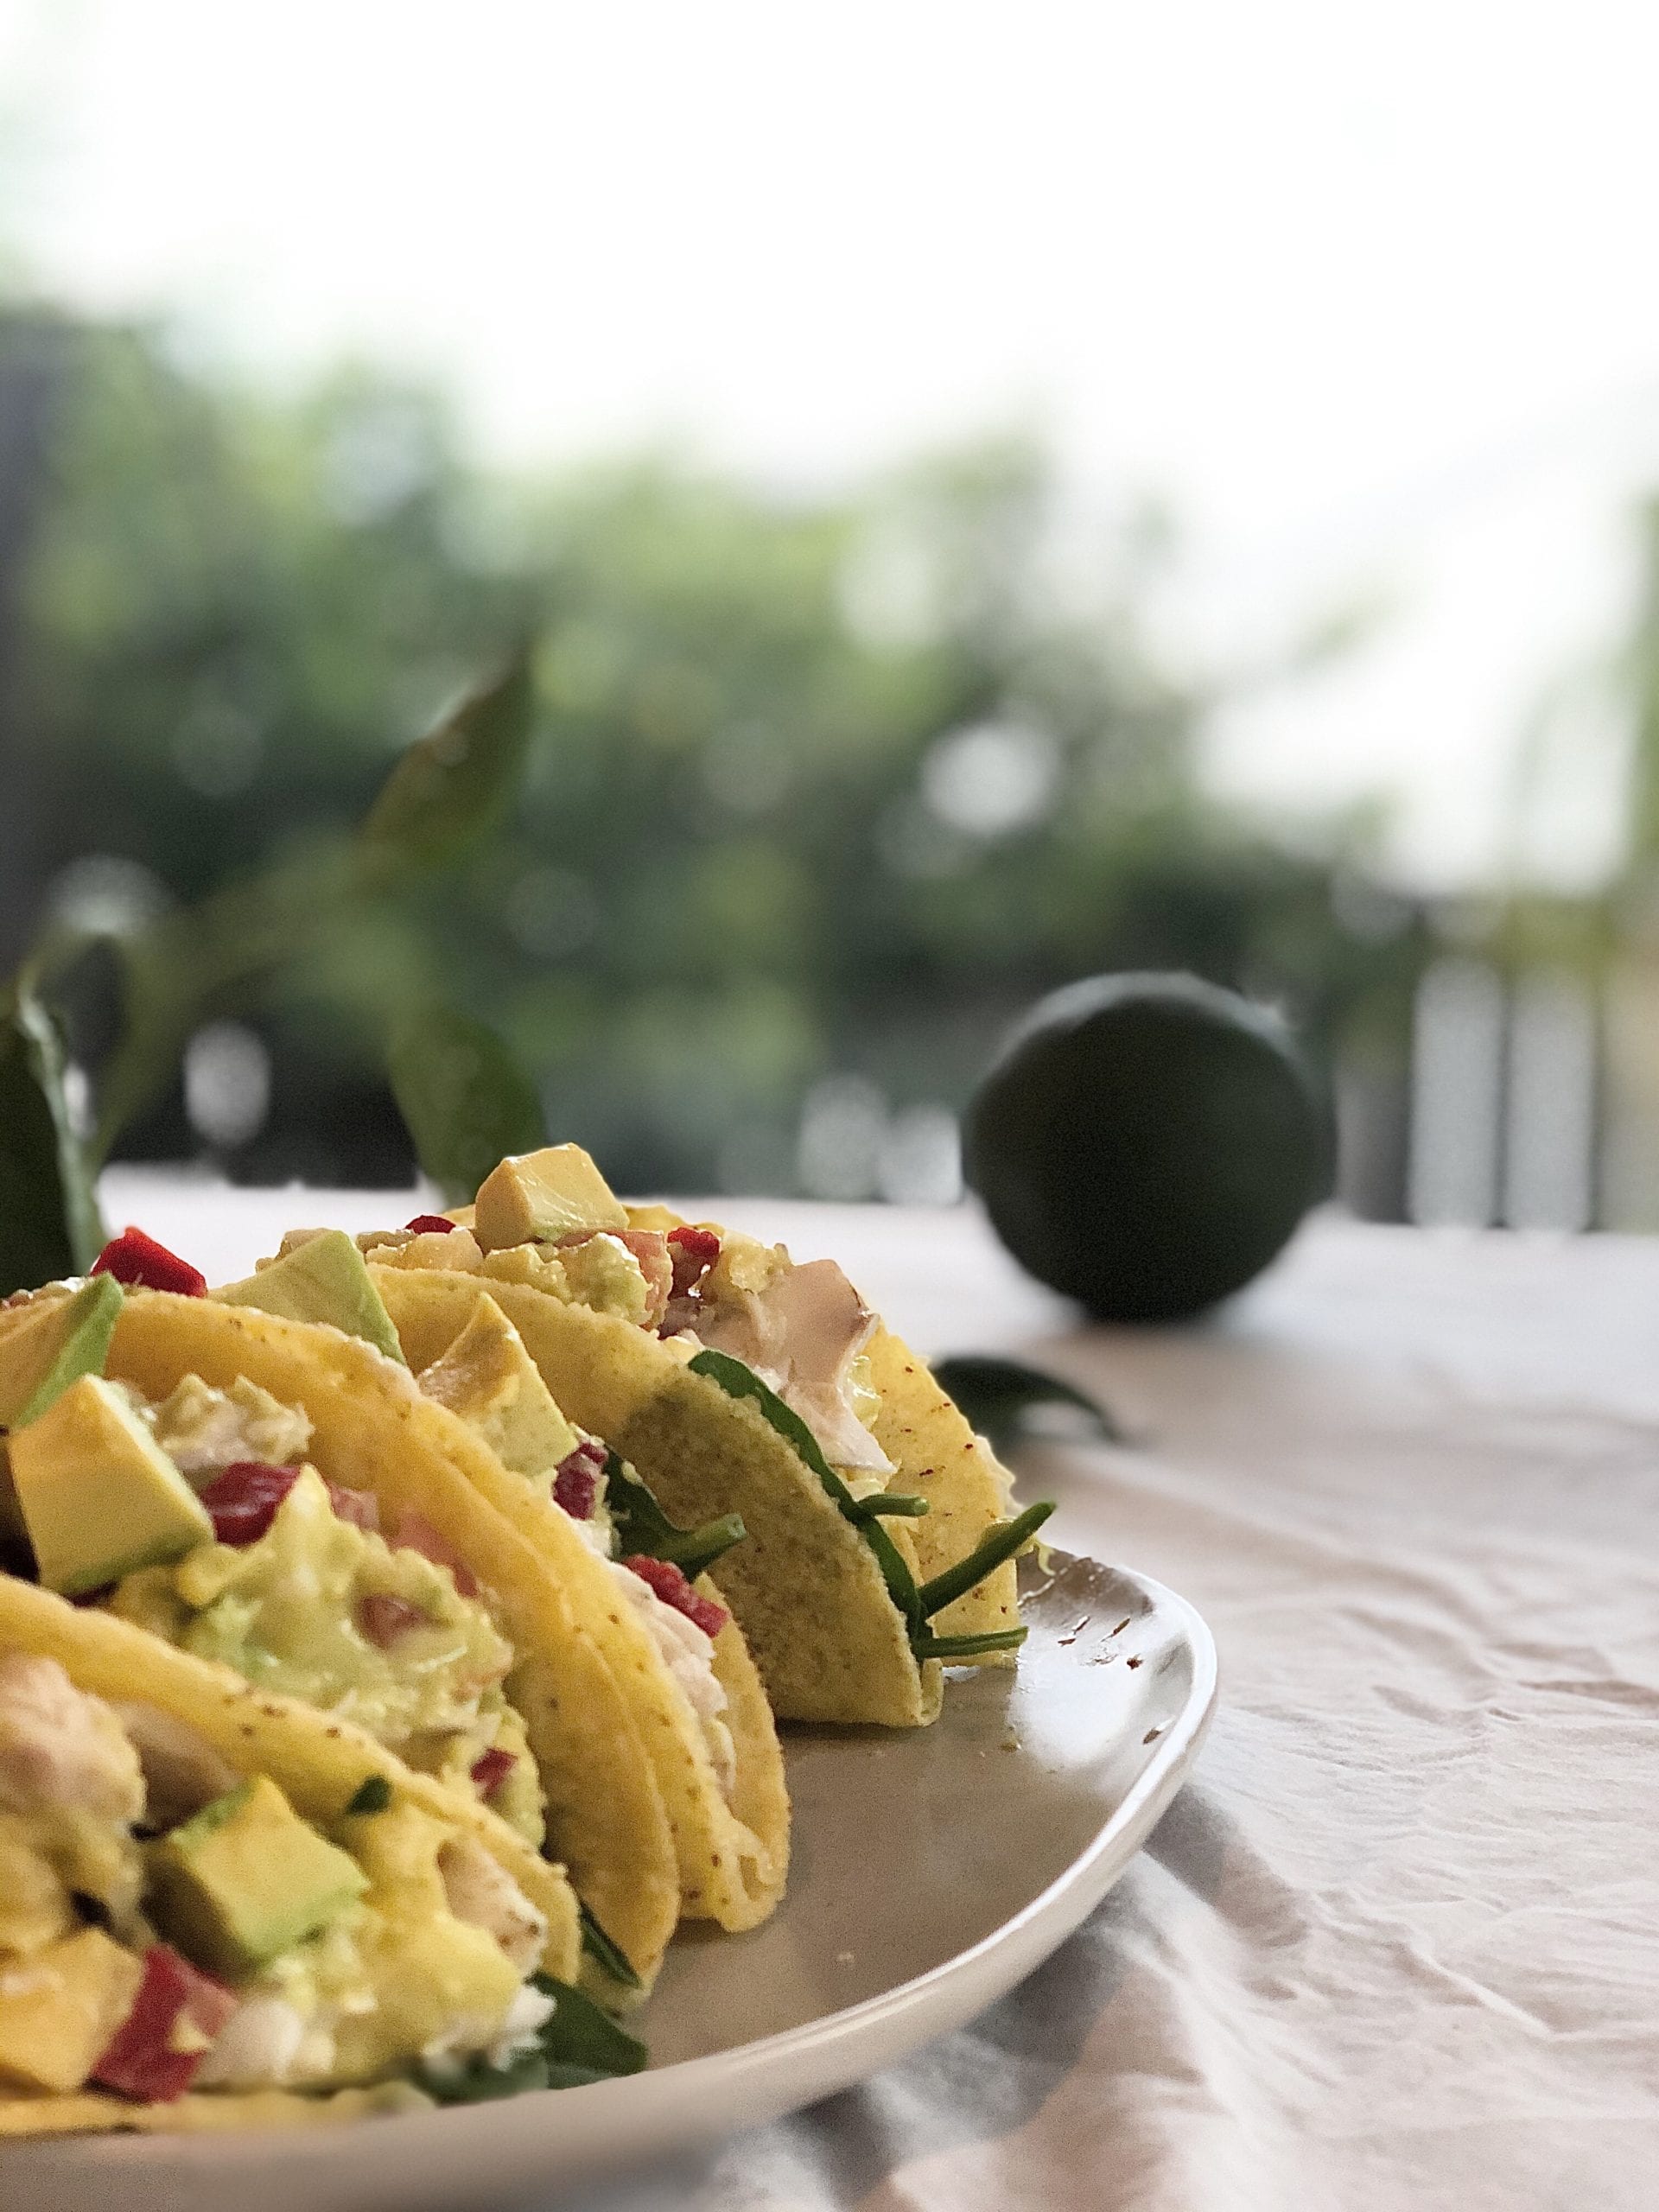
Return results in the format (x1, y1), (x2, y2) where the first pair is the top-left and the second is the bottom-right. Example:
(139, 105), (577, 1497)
(963, 972), (1335, 1322)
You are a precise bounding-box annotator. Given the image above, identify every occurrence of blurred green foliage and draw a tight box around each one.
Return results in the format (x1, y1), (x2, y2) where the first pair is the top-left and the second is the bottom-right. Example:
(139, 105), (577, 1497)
(1, 307), (1427, 1197)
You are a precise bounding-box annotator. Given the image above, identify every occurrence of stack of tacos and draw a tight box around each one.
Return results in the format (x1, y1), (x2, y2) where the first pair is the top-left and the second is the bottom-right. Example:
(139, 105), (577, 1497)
(0, 1147), (1047, 2135)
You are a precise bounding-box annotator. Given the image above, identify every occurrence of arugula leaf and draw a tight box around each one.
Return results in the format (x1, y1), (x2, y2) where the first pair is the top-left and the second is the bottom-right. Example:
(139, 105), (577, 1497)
(388, 1004), (546, 1205)
(930, 1354), (1122, 1457)
(912, 1626), (1029, 1660)
(602, 1449), (746, 1581)
(0, 988), (105, 1295)
(688, 1348), (924, 1637)
(578, 1897), (642, 1994)
(414, 1974), (646, 2106)
(359, 657), (535, 878)
(916, 1500), (1055, 1620)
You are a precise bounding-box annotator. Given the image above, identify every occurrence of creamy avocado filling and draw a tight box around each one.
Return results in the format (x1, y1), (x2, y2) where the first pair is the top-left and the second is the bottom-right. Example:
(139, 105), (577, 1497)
(0, 1652), (548, 2101)
(110, 1464), (543, 1848)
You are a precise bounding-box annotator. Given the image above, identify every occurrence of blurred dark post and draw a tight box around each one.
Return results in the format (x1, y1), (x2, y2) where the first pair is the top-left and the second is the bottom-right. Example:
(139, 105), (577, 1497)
(0, 309), (75, 970)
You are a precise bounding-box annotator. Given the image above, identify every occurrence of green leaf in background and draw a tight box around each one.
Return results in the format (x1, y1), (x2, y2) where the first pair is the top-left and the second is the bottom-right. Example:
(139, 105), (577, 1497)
(387, 1002), (547, 1204)
(602, 1449), (747, 1582)
(930, 1354), (1123, 1458)
(0, 988), (105, 1295)
(359, 656), (535, 878)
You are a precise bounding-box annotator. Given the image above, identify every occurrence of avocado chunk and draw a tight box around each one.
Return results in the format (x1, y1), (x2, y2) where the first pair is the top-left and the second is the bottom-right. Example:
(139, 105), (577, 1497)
(473, 1145), (626, 1252)
(416, 1294), (581, 1478)
(10, 1374), (214, 1595)
(149, 1777), (367, 1976)
(0, 1928), (146, 2094)
(214, 1230), (406, 1364)
(0, 1274), (124, 1429)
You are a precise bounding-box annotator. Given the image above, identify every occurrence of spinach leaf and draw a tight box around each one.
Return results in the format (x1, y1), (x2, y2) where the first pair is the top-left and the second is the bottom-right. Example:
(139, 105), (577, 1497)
(343, 1776), (392, 1816)
(414, 1974), (646, 2105)
(388, 1003), (546, 1205)
(359, 656), (535, 878)
(930, 1354), (1122, 1457)
(603, 1449), (746, 1580)
(533, 1974), (647, 2088)
(688, 1347), (924, 1637)
(578, 1897), (642, 1994)
(0, 988), (105, 1295)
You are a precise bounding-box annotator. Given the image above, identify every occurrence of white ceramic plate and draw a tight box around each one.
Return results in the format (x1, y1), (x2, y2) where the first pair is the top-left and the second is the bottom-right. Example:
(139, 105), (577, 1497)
(4, 1548), (1216, 2212)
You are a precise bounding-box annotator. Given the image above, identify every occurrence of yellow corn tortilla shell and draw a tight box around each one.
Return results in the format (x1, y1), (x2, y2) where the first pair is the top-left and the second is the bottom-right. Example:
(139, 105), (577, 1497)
(353, 1284), (789, 1927)
(33, 1292), (683, 1991)
(863, 1325), (1020, 1662)
(375, 1268), (944, 1728)
(0, 1575), (575, 2138)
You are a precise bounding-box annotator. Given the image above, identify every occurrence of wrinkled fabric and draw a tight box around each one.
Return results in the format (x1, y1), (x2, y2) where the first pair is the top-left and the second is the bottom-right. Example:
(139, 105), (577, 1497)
(105, 1180), (1659, 2211)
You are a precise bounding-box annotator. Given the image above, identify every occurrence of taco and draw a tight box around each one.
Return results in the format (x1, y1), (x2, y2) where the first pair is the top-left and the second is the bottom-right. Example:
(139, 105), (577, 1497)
(0, 1573), (632, 2137)
(0, 1252), (784, 1988)
(358, 1147), (1051, 1727)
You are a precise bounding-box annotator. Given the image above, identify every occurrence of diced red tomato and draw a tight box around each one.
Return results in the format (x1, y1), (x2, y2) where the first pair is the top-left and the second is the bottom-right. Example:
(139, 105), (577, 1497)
(91, 1228), (207, 1298)
(469, 1747), (518, 1798)
(391, 1510), (480, 1599)
(666, 1224), (721, 1301)
(404, 1214), (457, 1236)
(552, 1440), (607, 1520)
(92, 1946), (238, 2104)
(325, 1481), (379, 1532)
(199, 1462), (300, 1545)
(621, 1554), (728, 1639)
(356, 1592), (429, 1647)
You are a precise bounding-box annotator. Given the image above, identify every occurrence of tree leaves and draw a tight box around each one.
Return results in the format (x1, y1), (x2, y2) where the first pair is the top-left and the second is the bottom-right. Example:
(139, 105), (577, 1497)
(930, 1354), (1123, 1458)
(386, 1003), (546, 1203)
(359, 656), (535, 879)
(0, 988), (105, 1295)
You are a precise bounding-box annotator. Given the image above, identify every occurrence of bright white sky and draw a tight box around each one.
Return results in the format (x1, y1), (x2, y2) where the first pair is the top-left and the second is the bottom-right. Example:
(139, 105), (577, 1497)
(5, 0), (1659, 887)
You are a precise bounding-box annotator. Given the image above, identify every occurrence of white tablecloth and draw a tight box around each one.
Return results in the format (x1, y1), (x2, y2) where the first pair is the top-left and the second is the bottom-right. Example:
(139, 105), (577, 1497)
(104, 1181), (1659, 2211)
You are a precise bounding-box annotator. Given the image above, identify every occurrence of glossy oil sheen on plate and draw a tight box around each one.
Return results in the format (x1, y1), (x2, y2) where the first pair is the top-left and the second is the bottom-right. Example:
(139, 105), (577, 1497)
(3, 1546), (1216, 2212)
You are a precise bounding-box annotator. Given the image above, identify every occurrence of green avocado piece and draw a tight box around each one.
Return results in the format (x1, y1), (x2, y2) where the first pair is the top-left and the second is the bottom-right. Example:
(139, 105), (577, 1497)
(9, 1373), (213, 1595)
(214, 1230), (406, 1364)
(0, 1274), (124, 1429)
(473, 1145), (626, 1252)
(149, 1776), (368, 1976)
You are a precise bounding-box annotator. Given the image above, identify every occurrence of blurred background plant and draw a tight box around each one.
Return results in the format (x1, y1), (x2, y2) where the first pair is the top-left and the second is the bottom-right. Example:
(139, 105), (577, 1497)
(7, 0), (1659, 1235)
(0, 302), (1437, 1209)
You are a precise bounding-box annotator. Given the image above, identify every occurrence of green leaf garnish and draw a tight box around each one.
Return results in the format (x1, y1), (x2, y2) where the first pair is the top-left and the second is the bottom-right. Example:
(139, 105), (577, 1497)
(413, 1974), (646, 2105)
(359, 657), (536, 878)
(534, 1973), (647, 2088)
(930, 1354), (1122, 1457)
(916, 1501), (1055, 1621)
(688, 1348), (924, 1637)
(912, 1626), (1029, 1660)
(388, 1003), (546, 1205)
(602, 1450), (747, 1581)
(344, 1776), (392, 1816)
(0, 988), (105, 1295)
(578, 1898), (642, 1993)
(849, 1493), (929, 1519)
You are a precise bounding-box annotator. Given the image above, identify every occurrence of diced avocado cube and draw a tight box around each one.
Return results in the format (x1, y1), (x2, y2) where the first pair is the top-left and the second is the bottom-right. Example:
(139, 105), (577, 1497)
(214, 1230), (406, 1365)
(149, 1777), (368, 1976)
(474, 1146), (626, 1252)
(10, 1375), (214, 1596)
(417, 1294), (581, 1476)
(0, 1275), (124, 1429)
(0, 1928), (145, 2094)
